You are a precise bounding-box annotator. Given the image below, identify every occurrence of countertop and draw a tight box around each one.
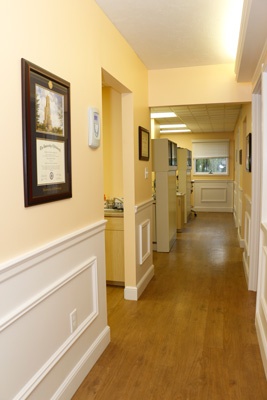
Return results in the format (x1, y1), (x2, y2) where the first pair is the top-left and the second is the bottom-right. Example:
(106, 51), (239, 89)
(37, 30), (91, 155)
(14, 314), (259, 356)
(104, 209), (124, 217)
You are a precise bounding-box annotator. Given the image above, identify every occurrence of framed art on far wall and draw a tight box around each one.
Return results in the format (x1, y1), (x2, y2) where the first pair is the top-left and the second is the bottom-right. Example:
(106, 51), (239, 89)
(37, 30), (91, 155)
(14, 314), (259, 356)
(246, 132), (252, 172)
(138, 126), (150, 161)
(21, 59), (72, 206)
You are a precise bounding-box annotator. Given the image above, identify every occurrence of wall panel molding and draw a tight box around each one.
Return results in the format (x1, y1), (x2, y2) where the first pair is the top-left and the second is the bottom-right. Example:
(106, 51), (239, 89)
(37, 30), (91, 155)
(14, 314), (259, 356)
(256, 245), (267, 378)
(1, 220), (109, 400)
(193, 180), (233, 212)
(0, 258), (98, 332)
(139, 219), (151, 265)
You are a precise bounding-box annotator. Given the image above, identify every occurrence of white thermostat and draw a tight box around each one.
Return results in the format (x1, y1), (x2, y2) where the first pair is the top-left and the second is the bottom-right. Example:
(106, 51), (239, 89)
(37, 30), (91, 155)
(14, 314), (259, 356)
(88, 107), (101, 148)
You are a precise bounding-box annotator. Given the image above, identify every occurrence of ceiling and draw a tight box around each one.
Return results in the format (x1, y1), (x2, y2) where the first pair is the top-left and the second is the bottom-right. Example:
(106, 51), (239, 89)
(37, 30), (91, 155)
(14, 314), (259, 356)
(151, 104), (243, 134)
(96, 0), (267, 133)
(95, 0), (243, 70)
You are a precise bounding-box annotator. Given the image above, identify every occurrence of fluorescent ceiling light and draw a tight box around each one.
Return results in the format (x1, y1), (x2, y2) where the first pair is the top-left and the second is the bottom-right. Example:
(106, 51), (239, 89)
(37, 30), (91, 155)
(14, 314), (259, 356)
(151, 112), (176, 118)
(160, 124), (186, 128)
(160, 129), (191, 133)
(223, 0), (243, 59)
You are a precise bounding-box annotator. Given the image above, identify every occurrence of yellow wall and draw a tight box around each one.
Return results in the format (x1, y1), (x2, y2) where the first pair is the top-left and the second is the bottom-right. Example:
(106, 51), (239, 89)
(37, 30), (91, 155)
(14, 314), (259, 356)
(241, 104), (252, 198)
(102, 87), (123, 199)
(0, 0), (150, 263)
(149, 64), (252, 106)
(234, 103), (252, 238)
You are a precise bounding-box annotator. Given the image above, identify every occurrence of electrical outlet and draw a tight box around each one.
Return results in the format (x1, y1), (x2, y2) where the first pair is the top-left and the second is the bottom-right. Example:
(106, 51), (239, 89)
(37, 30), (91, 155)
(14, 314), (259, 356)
(70, 309), (77, 333)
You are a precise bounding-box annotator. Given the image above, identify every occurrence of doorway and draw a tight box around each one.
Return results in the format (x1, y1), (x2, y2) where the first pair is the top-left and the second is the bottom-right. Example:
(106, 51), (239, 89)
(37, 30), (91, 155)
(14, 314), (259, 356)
(101, 69), (135, 296)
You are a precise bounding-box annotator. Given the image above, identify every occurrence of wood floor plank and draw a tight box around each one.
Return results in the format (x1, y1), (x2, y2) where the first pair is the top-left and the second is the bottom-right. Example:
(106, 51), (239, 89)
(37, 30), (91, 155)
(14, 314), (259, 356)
(72, 212), (267, 400)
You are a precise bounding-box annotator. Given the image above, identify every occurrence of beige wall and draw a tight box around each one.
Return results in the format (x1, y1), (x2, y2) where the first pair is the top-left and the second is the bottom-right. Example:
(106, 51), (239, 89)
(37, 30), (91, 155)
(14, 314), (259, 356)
(0, 0), (150, 264)
(149, 64), (252, 106)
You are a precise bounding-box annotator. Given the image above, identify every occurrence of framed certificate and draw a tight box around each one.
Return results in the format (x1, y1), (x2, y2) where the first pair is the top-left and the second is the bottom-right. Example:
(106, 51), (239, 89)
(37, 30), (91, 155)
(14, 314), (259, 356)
(21, 59), (72, 206)
(138, 126), (150, 161)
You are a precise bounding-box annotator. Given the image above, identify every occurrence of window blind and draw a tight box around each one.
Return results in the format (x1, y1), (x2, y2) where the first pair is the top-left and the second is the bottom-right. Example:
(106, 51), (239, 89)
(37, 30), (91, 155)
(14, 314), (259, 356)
(192, 139), (229, 158)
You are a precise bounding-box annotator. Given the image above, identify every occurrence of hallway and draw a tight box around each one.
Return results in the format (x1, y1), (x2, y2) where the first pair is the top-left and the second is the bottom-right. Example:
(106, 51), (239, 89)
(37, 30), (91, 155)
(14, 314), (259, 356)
(72, 213), (267, 400)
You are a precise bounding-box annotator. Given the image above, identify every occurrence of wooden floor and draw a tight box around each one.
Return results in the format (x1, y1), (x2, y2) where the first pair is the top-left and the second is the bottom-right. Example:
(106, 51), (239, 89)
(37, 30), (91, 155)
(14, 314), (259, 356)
(72, 212), (267, 400)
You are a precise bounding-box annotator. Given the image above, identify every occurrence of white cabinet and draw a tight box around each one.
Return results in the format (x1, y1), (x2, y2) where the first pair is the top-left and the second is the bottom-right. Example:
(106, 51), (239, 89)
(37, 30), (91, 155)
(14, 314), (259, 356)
(152, 138), (177, 172)
(152, 139), (177, 252)
(177, 147), (192, 223)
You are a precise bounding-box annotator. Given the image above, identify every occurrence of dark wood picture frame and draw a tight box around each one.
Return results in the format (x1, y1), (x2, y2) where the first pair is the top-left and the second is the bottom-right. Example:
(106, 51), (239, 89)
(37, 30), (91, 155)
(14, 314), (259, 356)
(21, 59), (72, 206)
(138, 126), (150, 161)
(246, 132), (252, 172)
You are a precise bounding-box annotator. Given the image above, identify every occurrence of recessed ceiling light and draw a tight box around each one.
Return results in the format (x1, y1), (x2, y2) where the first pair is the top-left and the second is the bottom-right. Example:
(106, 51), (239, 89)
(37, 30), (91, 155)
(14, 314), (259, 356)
(151, 112), (176, 118)
(160, 129), (191, 133)
(160, 124), (186, 128)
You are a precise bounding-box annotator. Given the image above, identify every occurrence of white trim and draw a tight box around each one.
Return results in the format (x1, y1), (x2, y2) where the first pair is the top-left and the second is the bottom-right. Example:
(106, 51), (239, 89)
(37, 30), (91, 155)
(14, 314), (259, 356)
(139, 219), (151, 265)
(249, 87), (262, 291)
(252, 38), (267, 87)
(243, 251), (249, 286)
(124, 264), (154, 301)
(193, 206), (233, 213)
(135, 198), (154, 213)
(238, 229), (245, 248)
(256, 314), (267, 379)
(0, 257), (98, 332)
(200, 187), (227, 203)
(124, 286), (138, 301)
(192, 179), (233, 183)
(50, 326), (110, 400)
(244, 211), (251, 257)
(0, 220), (106, 283)
(13, 258), (99, 400)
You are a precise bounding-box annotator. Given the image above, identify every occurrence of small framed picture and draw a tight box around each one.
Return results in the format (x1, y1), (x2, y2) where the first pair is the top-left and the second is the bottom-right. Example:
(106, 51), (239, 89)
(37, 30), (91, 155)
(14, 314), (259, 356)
(138, 126), (150, 161)
(246, 133), (252, 172)
(21, 59), (72, 206)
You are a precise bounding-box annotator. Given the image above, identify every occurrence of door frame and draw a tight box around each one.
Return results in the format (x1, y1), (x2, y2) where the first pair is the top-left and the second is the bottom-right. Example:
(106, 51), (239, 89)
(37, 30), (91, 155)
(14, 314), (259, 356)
(249, 77), (262, 291)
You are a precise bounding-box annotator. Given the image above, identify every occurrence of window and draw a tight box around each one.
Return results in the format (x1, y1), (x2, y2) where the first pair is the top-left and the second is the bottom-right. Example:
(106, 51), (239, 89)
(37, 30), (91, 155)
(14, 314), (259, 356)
(192, 140), (229, 175)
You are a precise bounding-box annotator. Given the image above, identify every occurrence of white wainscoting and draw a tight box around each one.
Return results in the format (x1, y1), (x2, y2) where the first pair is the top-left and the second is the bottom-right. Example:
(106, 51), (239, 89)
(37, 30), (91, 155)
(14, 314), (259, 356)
(0, 221), (110, 400)
(237, 186), (244, 248)
(139, 219), (151, 265)
(243, 195), (252, 286)
(124, 200), (154, 301)
(256, 223), (267, 378)
(233, 181), (238, 227)
(193, 180), (233, 212)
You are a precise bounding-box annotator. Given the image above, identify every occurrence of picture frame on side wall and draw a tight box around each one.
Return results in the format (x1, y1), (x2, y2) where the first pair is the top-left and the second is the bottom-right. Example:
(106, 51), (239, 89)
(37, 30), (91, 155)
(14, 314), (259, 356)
(246, 133), (252, 172)
(239, 149), (242, 165)
(138, 126), (150, 161)
(21, 59), (72, 206)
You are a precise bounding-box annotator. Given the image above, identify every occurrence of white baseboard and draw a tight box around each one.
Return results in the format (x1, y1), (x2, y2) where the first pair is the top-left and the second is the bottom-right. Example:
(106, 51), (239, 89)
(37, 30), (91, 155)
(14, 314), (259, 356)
(238, 229), (245, 248)
(193, 207), (233, 213)
(256, 312), (267, 379)
(124, 264), (154, 301)
(242, 251), (249, 287)
(52, 326), (110, 400)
